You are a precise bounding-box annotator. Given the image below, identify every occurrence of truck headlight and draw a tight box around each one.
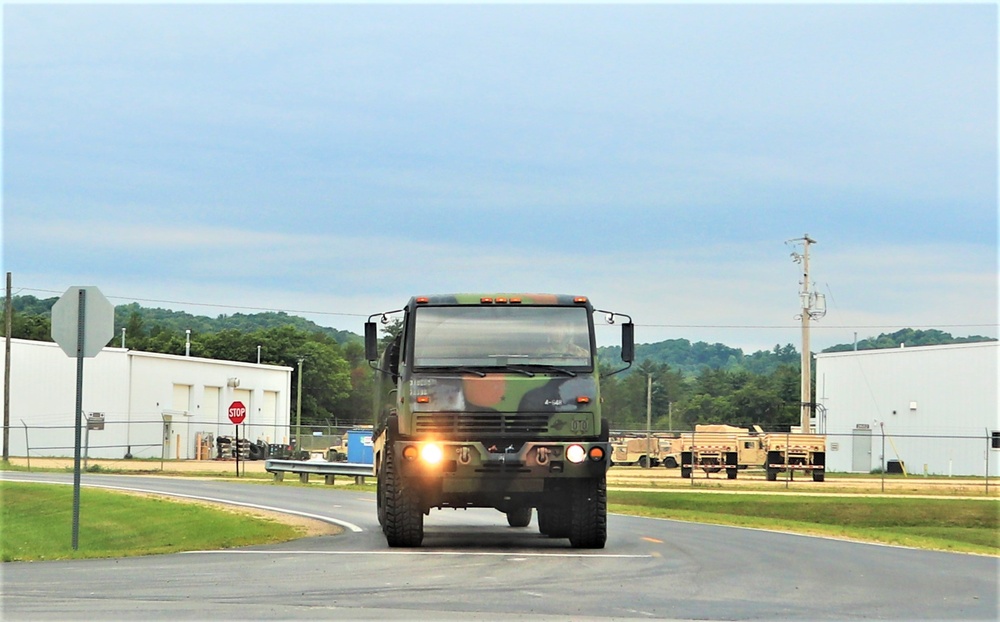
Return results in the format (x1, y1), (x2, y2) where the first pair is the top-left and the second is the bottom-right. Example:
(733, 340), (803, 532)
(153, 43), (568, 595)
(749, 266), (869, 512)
(420, 443), (444, 465)
(566, 444), (587, 464)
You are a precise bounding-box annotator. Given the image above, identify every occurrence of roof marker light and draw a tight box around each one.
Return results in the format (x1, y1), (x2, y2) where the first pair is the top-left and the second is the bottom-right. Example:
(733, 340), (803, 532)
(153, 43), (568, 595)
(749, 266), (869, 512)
(576, 396), (591, 404)
(481, 297), (493, 304)
(416, 297), (429, 304)
(573, 297), (588, 304)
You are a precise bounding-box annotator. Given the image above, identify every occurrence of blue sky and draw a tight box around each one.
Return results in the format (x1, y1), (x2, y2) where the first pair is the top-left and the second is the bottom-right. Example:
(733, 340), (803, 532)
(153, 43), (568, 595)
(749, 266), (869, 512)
(2, 2), (997, 352)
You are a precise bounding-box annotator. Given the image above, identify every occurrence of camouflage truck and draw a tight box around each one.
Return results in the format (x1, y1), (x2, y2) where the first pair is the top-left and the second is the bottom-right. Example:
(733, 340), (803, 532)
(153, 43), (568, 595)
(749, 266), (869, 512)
(365, 293), (634, 548)
(761, 432), (827, 482)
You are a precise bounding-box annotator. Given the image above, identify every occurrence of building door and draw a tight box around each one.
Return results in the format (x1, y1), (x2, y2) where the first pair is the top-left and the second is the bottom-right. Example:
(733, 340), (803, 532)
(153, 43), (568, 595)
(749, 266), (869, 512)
(852, 427), (872, 473)
(172, 384), (192, 459)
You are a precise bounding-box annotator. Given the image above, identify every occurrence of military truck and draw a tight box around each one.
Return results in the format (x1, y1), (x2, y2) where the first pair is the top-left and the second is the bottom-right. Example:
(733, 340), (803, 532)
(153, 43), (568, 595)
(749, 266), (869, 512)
(365, 294), (634, 548)
(611, 435), (679, 468)
(762, 432), (826, 482)
(678, 424), (746, 479)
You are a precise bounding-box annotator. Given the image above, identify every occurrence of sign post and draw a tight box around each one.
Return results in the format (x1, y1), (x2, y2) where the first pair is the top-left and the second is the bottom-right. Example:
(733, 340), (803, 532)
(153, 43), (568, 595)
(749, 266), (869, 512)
(228, 401), (247, 476)
(50, 286), (114, 550)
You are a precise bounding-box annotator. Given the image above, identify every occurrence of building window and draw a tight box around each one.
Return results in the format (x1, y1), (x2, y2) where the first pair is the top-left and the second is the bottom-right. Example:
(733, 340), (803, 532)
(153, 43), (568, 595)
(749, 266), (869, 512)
(992, 431), (1000, 450)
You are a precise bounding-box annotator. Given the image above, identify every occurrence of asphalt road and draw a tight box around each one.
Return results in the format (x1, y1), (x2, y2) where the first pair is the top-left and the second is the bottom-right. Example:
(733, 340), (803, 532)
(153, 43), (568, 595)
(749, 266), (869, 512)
(1, 472), (997, 621)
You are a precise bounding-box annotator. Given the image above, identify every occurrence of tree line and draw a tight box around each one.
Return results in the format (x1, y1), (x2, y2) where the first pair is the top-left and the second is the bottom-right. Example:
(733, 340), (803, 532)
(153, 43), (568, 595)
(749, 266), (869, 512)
(5, 296), (993, 432)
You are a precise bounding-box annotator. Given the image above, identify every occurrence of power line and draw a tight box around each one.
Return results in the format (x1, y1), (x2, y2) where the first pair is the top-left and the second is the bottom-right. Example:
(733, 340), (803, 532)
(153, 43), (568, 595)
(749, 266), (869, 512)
(14, 287), (998, 331)
(16, 287), (367, 319)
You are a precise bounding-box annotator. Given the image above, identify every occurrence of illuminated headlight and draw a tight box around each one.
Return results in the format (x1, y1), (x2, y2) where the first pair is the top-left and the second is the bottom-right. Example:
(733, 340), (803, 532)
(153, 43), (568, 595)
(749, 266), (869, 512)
(566, 444), (587, 464)
(420, 443), (444, 465)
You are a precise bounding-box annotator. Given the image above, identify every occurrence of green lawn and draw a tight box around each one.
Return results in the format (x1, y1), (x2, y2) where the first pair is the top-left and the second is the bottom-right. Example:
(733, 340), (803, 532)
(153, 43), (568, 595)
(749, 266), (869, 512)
(609, 490), (1000, 555)
(1, 482), (307, 561)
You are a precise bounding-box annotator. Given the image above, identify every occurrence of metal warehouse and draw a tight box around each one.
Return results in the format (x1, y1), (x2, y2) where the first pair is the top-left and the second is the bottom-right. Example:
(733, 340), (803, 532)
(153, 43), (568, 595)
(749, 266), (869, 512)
(815, 341), (999, 477)
(2, 338), (293, 460)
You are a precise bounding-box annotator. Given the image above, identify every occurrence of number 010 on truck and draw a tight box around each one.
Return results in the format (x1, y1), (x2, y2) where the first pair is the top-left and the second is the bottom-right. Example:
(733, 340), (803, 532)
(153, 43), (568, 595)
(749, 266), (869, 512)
(365, 294), (634, 548)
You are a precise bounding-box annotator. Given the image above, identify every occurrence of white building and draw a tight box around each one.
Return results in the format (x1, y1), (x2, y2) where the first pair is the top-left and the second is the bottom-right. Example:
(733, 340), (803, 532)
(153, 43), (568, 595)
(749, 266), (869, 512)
(2, 338), (293, 460)
(815, 341), (999, 476)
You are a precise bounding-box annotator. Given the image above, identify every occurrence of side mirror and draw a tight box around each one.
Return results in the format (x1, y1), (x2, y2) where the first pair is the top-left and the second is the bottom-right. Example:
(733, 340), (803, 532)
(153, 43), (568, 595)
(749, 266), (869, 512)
(364, 322), (378, 361)
(621, 322), (635, 362)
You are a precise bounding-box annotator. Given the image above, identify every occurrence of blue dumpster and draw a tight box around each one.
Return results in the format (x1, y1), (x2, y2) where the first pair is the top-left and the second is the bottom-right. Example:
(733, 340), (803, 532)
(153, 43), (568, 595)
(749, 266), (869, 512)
(346, 429), (374, 464)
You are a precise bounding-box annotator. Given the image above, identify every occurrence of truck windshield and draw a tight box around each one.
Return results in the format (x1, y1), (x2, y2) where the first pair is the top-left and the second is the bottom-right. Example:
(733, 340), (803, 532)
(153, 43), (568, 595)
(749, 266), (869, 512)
(412, 306), (593, 370)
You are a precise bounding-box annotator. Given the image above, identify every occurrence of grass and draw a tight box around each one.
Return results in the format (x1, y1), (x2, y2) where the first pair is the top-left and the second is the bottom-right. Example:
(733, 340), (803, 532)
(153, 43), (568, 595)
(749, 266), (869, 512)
(609, 489), (1000, 555)
(3, 465), (997, 560)
(1, 481), (307, 561)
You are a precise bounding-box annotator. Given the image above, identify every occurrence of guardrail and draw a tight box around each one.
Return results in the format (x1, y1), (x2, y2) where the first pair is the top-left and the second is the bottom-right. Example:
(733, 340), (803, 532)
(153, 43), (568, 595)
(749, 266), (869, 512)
(264, 459), (374, 485)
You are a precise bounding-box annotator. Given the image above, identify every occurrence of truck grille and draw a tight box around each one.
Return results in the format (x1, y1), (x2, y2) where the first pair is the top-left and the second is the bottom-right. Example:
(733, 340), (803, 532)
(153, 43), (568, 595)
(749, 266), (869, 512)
(415, 412), (550, 435)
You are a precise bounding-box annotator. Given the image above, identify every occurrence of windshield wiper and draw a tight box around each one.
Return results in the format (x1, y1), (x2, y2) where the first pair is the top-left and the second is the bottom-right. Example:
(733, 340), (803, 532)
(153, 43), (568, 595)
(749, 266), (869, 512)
(417, 366), (488, 377)
(508, 364), (576, 377)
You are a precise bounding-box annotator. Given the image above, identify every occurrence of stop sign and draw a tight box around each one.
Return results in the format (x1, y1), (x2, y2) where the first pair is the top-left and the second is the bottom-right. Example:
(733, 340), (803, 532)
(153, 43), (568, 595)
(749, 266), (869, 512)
(228, 401), (247, 424)
(51, 286), (115, 358)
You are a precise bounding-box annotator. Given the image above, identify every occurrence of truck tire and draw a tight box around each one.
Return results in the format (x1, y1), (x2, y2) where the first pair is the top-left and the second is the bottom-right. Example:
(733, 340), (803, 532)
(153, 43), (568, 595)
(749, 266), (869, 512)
(538, 507), (570, 538)
(382, 444), (424, 547)
(812, 470), (825, 482)
(569, 476), (607, 549)
(765, 451), (781, 482)
(663, 456), (678, 469)
(506, 507), (532, 528)
(376, 458), (386, 529)
(680, 452), (692, 478)
(726, 467), (738, 479)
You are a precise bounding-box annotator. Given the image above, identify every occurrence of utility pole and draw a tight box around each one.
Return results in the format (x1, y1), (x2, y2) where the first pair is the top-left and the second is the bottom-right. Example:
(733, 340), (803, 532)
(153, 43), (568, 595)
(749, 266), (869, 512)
(788, 234), (826, 433)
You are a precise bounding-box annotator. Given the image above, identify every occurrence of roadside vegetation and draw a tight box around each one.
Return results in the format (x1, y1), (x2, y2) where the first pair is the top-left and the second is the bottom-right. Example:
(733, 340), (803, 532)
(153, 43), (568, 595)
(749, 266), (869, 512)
(609, 490), (1000, 555)
(1, 481), (309, 561)
(7, 295), (994, 431)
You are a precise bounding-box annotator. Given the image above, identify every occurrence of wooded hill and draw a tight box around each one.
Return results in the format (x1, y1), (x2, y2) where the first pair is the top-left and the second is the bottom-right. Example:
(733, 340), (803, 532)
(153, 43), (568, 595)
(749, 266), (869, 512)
(6, 295), (994, 431)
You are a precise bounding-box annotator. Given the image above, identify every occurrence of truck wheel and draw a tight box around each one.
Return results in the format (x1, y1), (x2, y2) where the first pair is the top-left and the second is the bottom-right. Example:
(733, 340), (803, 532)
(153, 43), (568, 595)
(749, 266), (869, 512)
(506, 507), (532, 528)
(681, 466), (692, 478)
(382, 446), (423, 547)
(538, 507), (570, 538)
(812, 471), (825, 482)
(726, 468), (737, 480)
(664, 456), (678, 469)
(638, 455), (649, 468)
(569, 476), (607, 549)
(765, 452), (781, 482)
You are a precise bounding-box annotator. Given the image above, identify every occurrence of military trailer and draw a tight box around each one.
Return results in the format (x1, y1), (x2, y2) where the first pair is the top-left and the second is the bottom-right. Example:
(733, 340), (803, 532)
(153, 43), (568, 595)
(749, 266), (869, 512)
(365, 294), (634, 548)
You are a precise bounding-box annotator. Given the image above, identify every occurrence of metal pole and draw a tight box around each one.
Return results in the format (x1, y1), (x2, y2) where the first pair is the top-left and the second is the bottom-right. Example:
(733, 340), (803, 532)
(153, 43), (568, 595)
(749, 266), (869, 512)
(21, 419), (30, 471)
(986, 429), (990, 495)
(296, 358), (304, 453)
(84, 418), (90, 471)
(72, 288), (86, 550)
(645, 374), (652, 468)
(880, 422), (886, 493)
(4, 272), (11, 462)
